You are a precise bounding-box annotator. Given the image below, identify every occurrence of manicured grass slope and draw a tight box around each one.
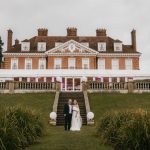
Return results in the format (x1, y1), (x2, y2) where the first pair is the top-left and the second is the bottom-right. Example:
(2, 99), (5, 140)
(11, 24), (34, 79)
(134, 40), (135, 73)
(89, 93), (150, 124)
(1, 93), (150, 150)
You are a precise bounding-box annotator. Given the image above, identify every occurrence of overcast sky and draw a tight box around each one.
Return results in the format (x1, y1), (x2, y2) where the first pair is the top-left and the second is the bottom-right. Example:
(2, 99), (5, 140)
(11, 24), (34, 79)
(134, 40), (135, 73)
(0, 0), (150, 71)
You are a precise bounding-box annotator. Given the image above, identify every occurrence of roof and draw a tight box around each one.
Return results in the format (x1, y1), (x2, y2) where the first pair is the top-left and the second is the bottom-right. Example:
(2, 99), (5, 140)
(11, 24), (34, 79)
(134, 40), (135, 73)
(5, 34), (140, 54)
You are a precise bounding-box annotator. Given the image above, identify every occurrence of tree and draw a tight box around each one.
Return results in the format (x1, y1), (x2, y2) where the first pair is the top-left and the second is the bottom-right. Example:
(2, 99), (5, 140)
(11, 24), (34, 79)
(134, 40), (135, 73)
(0, 36), (4, 68)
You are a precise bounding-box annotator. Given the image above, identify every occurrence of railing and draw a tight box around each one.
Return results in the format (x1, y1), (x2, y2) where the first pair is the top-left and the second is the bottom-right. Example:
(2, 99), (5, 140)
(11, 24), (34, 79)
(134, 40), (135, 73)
(15, 82), (56, 90)
(88, 82), (127, 91)
(0, 82), (7, 89)
(134, 81), (150, 90)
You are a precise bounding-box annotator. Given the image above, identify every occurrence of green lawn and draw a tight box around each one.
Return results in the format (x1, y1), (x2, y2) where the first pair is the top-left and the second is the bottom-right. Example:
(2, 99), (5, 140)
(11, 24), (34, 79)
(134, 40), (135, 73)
(0, 93), (150, 150)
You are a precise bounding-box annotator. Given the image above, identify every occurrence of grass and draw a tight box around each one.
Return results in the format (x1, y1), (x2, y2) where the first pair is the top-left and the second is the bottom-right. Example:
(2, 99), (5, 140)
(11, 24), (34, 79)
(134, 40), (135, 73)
(0, 92), (150, 150)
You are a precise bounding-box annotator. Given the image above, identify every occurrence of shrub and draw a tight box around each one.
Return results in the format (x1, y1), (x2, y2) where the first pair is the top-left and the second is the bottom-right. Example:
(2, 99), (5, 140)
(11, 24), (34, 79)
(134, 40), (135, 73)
(0, 106), (45, 150)
(97, 109), (150, 150)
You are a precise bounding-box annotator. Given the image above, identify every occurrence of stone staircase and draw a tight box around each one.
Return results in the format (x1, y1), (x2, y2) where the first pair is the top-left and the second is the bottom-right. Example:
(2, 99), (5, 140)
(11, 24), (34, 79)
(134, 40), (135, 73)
(56, 92), (87, 126)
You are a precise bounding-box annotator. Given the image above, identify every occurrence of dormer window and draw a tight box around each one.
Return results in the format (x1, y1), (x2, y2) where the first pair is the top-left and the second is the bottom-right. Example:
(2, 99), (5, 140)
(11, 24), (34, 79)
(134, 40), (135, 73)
(98, 42), (106, 52)
(81, 42), (89, 47)
(21, 42), (30, 51)
(114, 43), (122, 51)
(38, 42), (46, 51)
(55, 42), (63, 47)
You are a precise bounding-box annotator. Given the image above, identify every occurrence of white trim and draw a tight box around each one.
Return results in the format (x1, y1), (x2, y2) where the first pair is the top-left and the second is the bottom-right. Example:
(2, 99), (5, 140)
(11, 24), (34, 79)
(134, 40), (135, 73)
(3, 53), (46, 57)
(48, 53), (97, 56)
(98, 42), (106, 52)
(21, 42), (30, 52)
(114, 43), (122, 52)
(98, 58), (105, 69)
(11, 58), (18, 70)
(38, 58), (46, 69)
(38, 42), (46, 52)
(112, 59), (119, 70)
(81, 42), (89, 47)
(68, 58), (76, 69)
(54, 58), (62, 69)
(25, 58), (32, 70)
(125, 58), (133, 70)
(97, 53), (141, 57)
(82, 58), (89, 69)
(0, 69), (150, 79)
(45, 40), (98, 54)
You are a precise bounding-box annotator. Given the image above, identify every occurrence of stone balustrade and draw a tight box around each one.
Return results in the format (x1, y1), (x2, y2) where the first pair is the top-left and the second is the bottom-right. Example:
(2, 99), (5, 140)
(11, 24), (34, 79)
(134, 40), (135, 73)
(0, 82), (7, 89)
(0, 80), (150, 93)
(88, 82), (127, 91)
(134, 81), (150, 91)
(15, 82), (55, 90)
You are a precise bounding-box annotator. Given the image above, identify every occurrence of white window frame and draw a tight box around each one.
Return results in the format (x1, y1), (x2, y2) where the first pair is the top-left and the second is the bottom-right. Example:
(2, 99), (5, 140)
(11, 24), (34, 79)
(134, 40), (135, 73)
(25, 58), (32, 70)
(11, 58), (18, 69)
(21, 42), (30, 51)
(55, 42), (63, 47)
(39, 58), (46, 69)
(54, 58), (62, 69)
(98, 58), (105, 69)
(98, 42), (106, 52)
(125, 58), (132, 70)
(112, 59), (119, 70)
(114, 43), (122, 52)
(68, 58), (76, 69)
(82, 58), (89, 69)
(81, 42), (89, 47)
(38, 42), (46, 51)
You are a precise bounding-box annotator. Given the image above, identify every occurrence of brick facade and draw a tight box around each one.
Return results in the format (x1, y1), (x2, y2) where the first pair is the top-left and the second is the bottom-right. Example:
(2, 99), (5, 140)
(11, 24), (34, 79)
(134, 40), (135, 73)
(2, 27), (141, 70)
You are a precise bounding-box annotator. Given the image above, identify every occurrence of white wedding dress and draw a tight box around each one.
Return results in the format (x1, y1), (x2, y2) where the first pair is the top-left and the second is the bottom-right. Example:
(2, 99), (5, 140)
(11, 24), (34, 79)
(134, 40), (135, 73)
(70, 106), (82, 131)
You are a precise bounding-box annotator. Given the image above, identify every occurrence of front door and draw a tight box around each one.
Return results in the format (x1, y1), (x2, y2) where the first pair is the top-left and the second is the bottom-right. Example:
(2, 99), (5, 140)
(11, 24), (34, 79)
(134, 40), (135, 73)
(61, 77), (81, 91)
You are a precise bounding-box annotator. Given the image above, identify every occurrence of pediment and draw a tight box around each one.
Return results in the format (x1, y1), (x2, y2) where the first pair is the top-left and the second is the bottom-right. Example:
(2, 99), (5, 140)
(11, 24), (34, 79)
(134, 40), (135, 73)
(45, 40), (98, 54)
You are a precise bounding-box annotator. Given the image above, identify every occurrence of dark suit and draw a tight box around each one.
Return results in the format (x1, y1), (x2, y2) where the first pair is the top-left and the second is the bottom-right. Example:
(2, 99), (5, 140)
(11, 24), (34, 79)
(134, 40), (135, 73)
(63, 103), (72, 130)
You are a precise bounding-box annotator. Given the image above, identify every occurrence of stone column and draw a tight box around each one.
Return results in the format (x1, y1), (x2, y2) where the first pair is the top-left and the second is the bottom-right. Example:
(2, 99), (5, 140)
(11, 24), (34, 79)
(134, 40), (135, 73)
(8, 81), (15, 94)
(117, 77), (120, 83)
(73, 78), (75, 91)
(56, 82), (61, 91)
(19, 77), (22, 82)
(65, 77), (67, 91)
(128, 81), (134, 93)
(82, 81), (87, 91)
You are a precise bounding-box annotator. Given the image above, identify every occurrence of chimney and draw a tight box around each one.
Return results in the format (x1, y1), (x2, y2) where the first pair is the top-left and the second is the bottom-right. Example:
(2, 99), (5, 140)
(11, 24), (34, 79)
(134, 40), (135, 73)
(67, 27), (77, 36)
(131, 29), (136, 51)
(38, 28), (48, 36)
(96, 28), (107, 36)
(15, 39), (19, 45)
(7, 29), (13, 51)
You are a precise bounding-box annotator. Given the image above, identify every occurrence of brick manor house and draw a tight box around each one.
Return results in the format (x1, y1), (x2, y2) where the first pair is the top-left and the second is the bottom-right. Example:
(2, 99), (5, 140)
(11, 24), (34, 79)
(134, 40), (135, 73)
(1, 27), (141, 91)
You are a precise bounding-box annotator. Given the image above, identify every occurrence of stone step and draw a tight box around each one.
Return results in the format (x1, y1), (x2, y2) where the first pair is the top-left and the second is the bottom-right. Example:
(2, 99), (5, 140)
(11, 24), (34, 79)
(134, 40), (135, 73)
(56, 92), (87, 126)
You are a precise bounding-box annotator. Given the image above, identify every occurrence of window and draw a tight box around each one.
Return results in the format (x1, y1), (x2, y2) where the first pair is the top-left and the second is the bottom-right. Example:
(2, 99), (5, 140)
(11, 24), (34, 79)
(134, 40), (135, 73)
(81, 42), (89, 47)
(82, 58), (89, 69)
(25, 58), (32, 69)
(112, 59), (119, 70)
(125, 58), (132, 70)
(38, 42), (46, 51)
(98, 42), (106, 52)
(114, 43), (122, 51)
(54, 58), (61, 69)
(39, 58), (46, 69)
(21, 42), (30, 51)
(68, 58), (75, 69)
(98, 58), (105, 69)
(11, 58), (18, 69)
(55, 42), (63, 47)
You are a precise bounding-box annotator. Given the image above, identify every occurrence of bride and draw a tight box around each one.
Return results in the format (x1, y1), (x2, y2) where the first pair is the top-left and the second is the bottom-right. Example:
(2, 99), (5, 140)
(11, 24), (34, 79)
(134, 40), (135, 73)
(70, 100), (82, 131)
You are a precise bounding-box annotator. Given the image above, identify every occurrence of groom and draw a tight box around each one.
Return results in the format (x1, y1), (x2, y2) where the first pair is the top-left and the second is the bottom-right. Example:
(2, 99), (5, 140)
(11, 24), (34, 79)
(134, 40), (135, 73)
(63, 99), (72, 131)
